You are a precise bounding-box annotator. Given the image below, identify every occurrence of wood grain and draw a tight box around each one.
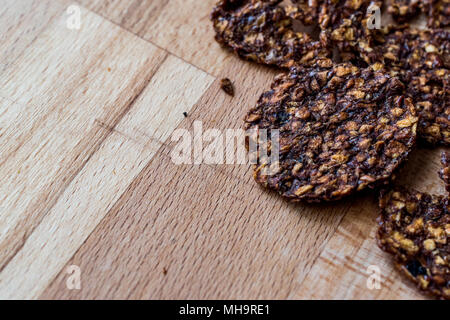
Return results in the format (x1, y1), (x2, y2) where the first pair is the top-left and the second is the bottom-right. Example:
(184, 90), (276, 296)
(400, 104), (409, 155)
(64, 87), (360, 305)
(76, 0), (237, 76)
(77, 0), (169, 34)
(0, 5), (166, 275)
(0, 55), (213, 299)
(0, 0), (68, 71)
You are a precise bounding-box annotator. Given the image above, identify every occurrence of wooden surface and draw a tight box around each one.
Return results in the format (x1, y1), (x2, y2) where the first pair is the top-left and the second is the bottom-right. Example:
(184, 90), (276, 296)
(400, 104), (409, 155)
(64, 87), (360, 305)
(0, 0), (445, 299)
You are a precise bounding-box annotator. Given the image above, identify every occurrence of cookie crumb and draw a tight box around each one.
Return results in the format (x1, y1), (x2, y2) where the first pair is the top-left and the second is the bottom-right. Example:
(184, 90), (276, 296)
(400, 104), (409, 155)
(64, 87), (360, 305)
(220, 78), (235, 96)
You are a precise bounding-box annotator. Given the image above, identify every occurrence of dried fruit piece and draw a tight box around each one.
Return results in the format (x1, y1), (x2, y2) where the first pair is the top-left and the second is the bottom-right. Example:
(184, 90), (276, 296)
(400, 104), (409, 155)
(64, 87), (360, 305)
(377, 183), (450, 299)
(220, 78), (235, 96)
(211, 0), (329, 68)
(362, 28), (450, 146)
(244, 59), (417, 202)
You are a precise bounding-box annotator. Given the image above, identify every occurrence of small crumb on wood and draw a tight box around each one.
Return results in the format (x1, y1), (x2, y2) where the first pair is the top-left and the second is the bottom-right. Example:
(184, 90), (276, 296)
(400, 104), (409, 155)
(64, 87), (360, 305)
(183, 112), (188, 118)
(220, 78), (235, 96)
(162, 267), (168, 275)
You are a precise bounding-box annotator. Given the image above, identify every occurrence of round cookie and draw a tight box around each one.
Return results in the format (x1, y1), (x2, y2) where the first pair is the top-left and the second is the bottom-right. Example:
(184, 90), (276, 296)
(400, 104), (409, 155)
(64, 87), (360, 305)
(244, 59), (418, 202)
(387, 0), (423, 23)
(378, 186), (450, 300)
(361, 28), (450, 146)
(289, 0), (382, 29)
(387, 0), (450, 28)
(287, 0), (383, 62)
(426, 0), (450, 28)
(211, 0), (329, 68)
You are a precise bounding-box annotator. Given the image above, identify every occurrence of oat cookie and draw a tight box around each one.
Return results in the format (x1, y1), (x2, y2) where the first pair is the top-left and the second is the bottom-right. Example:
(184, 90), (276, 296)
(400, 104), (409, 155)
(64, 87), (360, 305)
(362, 28), (450, 145)
(426, 0), (450, 28)
(387, 0), (450, 28)
(211, 0), (329, 68)
(289, 0), (382, 29)
(288, 0), (383, 62)
(387, 0), (423, 22)
(244, 59), (418, 202)
(378, 185), (450, 299)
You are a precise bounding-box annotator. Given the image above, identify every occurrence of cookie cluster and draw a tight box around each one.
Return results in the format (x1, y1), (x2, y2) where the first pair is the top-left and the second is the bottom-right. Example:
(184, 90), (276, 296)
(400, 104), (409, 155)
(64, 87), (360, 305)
(211, 0), (448, 299)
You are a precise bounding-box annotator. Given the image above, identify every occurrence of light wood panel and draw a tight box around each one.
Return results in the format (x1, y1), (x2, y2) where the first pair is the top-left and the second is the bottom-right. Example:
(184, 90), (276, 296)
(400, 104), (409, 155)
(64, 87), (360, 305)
(77, 0), (169, 33)
(0, 0), (68, 71)
(76, 0), (236, 76)
(0, 55), (213, 299)
(0, 5), (167, 274)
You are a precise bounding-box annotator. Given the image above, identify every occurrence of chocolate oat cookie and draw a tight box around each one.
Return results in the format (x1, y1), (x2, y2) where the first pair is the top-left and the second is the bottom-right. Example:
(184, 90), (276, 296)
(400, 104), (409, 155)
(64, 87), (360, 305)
(211, 0), (329, 68)
(387, 0), (423, 23)
(244, 59), (418, 202)
(284, 0), (320, 26)
(426, 0), (450, 28)
(361, 28), (450, 146)
(377, 185), (450, 299)
(288, 0), (382, 29)
(387, 0), (450, 28)
(288, 0), (383, 62)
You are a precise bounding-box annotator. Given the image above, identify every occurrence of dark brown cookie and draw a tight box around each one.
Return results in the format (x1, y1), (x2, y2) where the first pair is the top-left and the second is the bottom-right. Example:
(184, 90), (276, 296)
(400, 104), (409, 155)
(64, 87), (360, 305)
(288, 0), (383, 62)
(377, 186), (450, 300)
(244, 59), (418, 202)
(361, 28), (450, 146)
(387, 0), (450, 28)
(425, 0), (450, 28)
(387, 0), (423, 22)
(289, 0), (381, 29)
(211, 0), (329, 68)
(285, 0), (321, 26)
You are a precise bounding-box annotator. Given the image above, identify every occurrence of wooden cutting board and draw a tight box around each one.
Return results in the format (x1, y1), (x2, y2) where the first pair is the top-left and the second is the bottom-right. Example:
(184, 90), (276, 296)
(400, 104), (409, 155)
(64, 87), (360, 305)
(0, 0), (445, 299)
